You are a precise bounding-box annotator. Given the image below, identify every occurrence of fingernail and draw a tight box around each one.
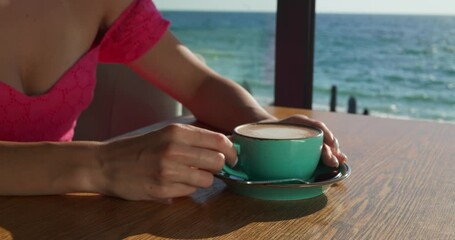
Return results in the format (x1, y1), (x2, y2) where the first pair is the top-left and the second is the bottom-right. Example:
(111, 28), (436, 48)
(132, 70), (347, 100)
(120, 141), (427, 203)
(229, 157), (238, 167)
(333, 138), (341, 154)
(340, 153), (348, 162)
(331, 155), (340, 168)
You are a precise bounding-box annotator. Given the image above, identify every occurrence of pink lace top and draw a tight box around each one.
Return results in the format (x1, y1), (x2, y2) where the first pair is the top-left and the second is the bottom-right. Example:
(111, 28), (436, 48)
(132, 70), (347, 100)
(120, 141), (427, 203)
(0, 0), (170, 142)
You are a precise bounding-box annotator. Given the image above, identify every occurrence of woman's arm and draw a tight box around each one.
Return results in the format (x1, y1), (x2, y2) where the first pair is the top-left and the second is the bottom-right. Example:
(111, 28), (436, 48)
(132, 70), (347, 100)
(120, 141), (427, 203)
(127, 31), (276, 133)
(0, 124), (237, 199)
(0, 141), (101, 196)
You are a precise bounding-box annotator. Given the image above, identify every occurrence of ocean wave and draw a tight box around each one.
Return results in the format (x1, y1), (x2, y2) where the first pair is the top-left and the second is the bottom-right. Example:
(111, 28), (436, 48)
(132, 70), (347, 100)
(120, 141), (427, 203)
(198, 49), (240, 58)
(384, 75), (405, 83)
(442, 45), (455, 54)
(441, 67), (455, 76)
(402, 47), (437, 56)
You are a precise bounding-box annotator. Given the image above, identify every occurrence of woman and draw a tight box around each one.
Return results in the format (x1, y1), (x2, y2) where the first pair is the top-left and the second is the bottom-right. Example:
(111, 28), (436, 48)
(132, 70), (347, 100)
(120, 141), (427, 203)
(0, 0), (347, 201)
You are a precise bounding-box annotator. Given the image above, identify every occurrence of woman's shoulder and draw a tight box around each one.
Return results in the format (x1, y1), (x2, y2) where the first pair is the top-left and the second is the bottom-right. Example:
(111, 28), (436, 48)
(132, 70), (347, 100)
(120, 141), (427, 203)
(101, 0), (136, 29)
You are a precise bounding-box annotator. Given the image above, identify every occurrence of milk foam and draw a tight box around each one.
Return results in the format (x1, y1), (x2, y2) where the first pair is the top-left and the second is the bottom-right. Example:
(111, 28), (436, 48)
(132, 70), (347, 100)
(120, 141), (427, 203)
(236, 124), (319, 139)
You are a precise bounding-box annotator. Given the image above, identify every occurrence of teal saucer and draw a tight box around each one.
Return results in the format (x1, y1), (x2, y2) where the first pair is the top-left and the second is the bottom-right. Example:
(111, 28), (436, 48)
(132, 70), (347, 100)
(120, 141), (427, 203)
(216, 162), (351, 200)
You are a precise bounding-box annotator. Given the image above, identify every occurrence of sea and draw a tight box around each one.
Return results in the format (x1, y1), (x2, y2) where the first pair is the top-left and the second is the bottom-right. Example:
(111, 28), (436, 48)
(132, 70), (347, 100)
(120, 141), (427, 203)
(161, 11), (455, 123)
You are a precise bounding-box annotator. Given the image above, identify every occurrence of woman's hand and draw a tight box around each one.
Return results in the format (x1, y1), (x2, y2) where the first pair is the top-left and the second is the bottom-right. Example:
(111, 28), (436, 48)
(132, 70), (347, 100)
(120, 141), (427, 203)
(268, 115), (348, 168)
(95, 124), (237, 201)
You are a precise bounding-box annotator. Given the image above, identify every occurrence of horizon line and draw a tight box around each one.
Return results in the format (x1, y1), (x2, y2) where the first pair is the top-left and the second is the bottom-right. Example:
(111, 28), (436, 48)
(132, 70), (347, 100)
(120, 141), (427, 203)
(159, 9), (455, 17)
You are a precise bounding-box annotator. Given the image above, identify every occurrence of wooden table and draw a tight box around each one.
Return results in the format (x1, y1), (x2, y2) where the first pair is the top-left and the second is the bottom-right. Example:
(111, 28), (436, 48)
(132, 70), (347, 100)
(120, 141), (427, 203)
(1, 106), (454, 239)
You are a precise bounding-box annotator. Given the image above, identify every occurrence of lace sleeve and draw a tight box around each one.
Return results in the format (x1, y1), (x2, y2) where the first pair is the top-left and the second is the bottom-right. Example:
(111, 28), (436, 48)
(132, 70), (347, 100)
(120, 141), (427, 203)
(99, 0), (170, 63)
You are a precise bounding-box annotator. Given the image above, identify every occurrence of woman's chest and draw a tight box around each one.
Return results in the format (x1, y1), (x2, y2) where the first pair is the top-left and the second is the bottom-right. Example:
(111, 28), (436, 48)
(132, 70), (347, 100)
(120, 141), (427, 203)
(0, 0), (103, 96)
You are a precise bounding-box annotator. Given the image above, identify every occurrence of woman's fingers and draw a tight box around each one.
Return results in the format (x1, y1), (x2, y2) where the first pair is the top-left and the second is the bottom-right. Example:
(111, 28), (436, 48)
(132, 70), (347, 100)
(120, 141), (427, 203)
(279, 115), (335, 145)
(321, 143), (339, 167)
(167, 164), (215, 188)
(160, 143), (225, 173)
(160, 124), (237, 166)
(148, 159), (214, 197)
(141, 125), (233, 196)
(331, 138), (348, 163)
(101, 123), (236, 201)
(278, 115), (348, 164)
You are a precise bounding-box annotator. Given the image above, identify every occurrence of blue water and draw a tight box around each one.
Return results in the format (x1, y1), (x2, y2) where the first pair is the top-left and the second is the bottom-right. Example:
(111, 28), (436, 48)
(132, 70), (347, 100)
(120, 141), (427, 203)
(162, 12), (455, 123)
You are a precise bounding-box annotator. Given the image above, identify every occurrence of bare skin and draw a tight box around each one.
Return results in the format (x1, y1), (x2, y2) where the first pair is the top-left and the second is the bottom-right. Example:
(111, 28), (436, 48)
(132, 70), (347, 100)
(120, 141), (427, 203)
(0, 0), (347, 201)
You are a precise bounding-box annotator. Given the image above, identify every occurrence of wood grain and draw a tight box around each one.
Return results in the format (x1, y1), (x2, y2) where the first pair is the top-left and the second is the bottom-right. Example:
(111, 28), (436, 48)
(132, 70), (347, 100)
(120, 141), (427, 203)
(0, 106), (454, 240)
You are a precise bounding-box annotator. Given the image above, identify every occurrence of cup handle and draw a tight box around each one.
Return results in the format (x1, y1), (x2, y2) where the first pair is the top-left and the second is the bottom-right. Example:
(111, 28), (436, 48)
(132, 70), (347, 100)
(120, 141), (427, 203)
(221, 143), (249, 180)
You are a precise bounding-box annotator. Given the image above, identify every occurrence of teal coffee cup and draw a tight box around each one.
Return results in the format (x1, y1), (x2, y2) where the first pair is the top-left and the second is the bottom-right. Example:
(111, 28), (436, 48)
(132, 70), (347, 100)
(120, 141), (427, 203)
(223, 122), (323, 181)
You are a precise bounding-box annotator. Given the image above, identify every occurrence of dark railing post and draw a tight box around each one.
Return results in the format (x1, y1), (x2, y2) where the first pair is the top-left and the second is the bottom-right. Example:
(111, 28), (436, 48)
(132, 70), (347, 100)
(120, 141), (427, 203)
(274, 0), (316, 109)
(330, 85), (337, 112)
(348, 96), (357, 114)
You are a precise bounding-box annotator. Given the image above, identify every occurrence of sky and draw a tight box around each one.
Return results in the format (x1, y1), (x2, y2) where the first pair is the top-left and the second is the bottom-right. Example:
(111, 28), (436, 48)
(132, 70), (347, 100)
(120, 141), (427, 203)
(154, 0), (455, 16)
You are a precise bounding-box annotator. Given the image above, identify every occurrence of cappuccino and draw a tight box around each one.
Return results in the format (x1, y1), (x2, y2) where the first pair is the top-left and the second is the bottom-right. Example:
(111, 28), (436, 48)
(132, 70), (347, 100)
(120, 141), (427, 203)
(235, 123), (320, 140)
